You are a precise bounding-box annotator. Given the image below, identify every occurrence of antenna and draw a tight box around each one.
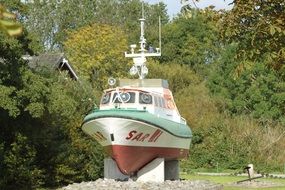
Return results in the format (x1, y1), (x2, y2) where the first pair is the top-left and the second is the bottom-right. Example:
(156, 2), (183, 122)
(142, 2), (144, 19)
(159, 16), (162, 54)
(125, 3), (162, 79)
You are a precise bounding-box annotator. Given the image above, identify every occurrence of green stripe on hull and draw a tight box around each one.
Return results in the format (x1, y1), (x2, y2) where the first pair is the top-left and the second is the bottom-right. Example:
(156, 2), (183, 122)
(83, 109), (192, 138)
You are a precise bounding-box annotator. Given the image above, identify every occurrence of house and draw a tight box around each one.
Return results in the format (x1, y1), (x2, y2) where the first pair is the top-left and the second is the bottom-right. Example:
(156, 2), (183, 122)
(22, 53), (78, 80)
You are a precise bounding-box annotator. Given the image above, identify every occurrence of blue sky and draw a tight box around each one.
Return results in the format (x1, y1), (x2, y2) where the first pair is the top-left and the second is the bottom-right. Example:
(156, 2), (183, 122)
(145, 0), (233, 17)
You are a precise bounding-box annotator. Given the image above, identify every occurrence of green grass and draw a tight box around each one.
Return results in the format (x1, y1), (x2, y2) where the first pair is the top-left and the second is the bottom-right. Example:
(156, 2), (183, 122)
(181, 174), (285, 190)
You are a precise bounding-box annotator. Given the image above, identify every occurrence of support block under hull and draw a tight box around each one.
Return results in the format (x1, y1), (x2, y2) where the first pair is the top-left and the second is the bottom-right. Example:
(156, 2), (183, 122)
(104, 157), (179, 182)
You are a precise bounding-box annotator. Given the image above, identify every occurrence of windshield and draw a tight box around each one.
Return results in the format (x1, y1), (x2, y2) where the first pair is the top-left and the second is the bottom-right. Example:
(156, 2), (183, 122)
(113, 92), (136, 103)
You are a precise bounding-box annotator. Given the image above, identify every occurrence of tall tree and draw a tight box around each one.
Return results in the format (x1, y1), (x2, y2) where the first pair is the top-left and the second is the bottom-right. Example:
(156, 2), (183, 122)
(0, 3), (103, 189)
(160, 7), (221, 76)
(221, 0), (285, 72)
(208, 44), (285, 124)
(207, 0), (285, 124)
(64, 23), (130, 93)
(24, 0), (168, 51)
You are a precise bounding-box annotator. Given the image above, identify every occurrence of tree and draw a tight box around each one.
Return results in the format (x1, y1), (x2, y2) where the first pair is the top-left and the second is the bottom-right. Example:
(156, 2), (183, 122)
(148, 60), (201, 93)
(207, 1), (285, 124)
(160, 8), (221, 76)
(64, 23), (130, 92)
(0, 4), (22, 36)
(3, 133), (44, 189)
(0, 9), (103, 187)
(208, 44), (285, 124)
(25, 0), (99, 50)
(0, 64), (104, 189)
(175, 74), (285, 172)
(24, 0), (169, 51)
(221, 0), (285, 72)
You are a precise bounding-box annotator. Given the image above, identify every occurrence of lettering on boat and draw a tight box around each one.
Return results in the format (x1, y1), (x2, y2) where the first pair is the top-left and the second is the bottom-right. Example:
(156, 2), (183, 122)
(92, 131), (107, 142)
(126, 129), (163, 142)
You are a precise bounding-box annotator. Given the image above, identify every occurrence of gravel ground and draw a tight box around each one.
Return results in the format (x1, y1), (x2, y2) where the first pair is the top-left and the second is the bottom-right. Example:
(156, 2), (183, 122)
(58, 178), (223, 190)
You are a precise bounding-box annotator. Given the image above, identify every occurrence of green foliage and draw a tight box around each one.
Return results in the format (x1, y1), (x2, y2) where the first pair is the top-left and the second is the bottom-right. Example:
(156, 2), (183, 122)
(0, 4), (22, 36)
(0, 67), (104, 189)
(205, 0), (285, 125)
(0, 85), (19, 117)
(177, 83), (285, 173)
(208, 43), (285, 124)
(3, 133), (44, 189)
(0, 25), (103, 188)
(64, 23), (130, 92)
(25, 0), (168, 51)
(152, 9), (285, 171)
(221, 0), (285, 71)
(54, 120), (104, 184)
(148, 60), (201, 93)
(160, 8), (220, 75)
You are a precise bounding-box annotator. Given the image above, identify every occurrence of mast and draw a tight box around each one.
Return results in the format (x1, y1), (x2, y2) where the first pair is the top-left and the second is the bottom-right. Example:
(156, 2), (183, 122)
(125, 3), (161, 79)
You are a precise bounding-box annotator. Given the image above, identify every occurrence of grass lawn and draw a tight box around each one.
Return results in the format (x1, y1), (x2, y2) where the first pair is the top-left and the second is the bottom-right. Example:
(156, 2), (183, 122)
(180, 173), (285, 190)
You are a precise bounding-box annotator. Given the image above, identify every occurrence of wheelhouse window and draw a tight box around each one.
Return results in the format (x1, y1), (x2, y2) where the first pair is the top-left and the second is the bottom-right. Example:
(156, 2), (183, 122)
(158, 97), (163, 107)
(154, 96), (159, 107)
(101, 93), (111, 104)
(113, 92), (136, 103)
(154, 96), (168, 108)
(139, 92), (152, 104)
(161, 98), (166, 108)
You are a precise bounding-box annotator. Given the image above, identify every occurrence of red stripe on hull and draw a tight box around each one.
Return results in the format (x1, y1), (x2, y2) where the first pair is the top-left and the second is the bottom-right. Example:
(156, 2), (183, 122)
(104, 145), (189, 175)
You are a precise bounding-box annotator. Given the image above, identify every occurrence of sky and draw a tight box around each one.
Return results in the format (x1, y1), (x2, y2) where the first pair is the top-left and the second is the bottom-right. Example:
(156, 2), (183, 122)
(145, 0), (234, 18)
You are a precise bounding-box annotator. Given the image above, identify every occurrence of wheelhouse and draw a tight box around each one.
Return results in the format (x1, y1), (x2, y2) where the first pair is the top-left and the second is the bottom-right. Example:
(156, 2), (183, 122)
(99, 87), (183, 123)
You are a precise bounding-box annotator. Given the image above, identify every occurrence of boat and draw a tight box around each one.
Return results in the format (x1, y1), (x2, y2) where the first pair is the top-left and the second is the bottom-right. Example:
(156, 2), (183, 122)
(81, 9), (192, 175)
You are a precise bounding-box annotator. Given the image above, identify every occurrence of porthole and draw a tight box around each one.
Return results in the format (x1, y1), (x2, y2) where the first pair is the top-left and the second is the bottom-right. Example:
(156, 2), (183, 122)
(101, 93), (110, 104)
(139, 93), (152, 104)
(120, 92), (131, 103)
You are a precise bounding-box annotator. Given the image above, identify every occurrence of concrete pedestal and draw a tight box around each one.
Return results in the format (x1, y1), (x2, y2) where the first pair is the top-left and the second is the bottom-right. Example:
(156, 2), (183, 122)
(165, 160), (179, 180)
(137, 158), (165, 182)
(248, 164), (254, 178)
(104, 157), (180, 182)
(104, 158), (129, 181)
